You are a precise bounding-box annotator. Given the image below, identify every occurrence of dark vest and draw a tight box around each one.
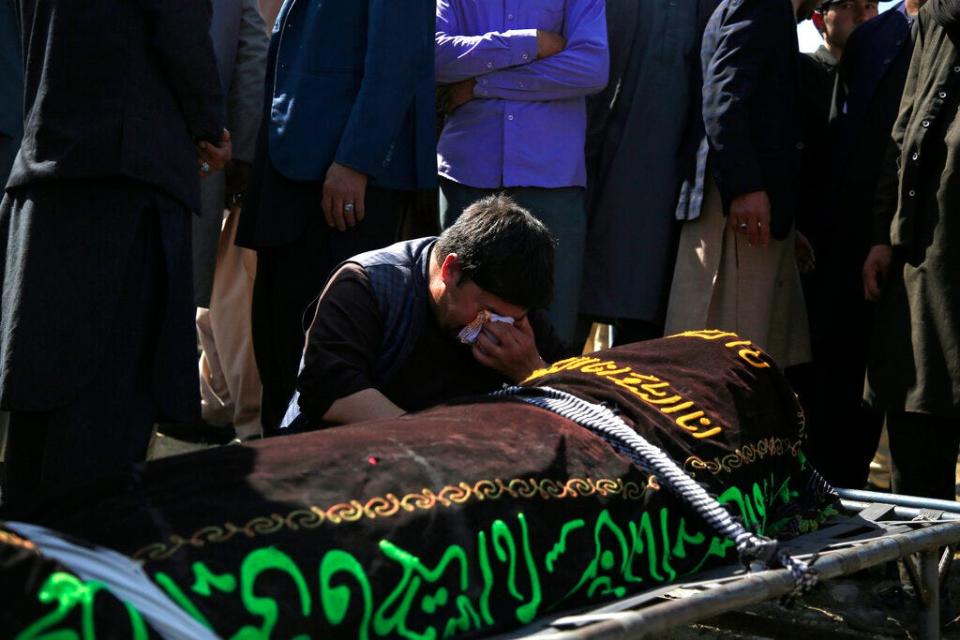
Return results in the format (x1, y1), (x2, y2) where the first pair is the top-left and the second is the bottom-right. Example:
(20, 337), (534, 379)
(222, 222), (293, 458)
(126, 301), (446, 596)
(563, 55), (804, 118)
(281, 237), (437, 431)
(351, 236), (437, 385)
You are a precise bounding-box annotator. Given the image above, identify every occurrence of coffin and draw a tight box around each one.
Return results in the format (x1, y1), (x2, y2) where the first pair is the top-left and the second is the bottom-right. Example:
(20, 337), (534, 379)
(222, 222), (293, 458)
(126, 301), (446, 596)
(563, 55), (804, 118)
(1, 331), (835, 639)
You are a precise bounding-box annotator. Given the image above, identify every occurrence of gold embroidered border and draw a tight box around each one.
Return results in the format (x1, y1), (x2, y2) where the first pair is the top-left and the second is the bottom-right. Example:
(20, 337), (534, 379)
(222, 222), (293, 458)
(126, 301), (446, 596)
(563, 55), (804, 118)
(132, 476), (652, 562)
(683, 436), (802, 477)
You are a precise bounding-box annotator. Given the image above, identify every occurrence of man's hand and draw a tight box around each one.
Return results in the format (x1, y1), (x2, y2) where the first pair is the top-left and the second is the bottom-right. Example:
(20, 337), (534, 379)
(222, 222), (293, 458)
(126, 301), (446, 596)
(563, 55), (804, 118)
(536, 30), (566, 59)
(728, 190), (771, 247)
(795, 230), (816, 273)
(445, 78), (476, 113)
(472, 316), (545, 382)
(322, 162), (368, 231)
(862, 244), (893, 301)
(197, 129), (232, 178)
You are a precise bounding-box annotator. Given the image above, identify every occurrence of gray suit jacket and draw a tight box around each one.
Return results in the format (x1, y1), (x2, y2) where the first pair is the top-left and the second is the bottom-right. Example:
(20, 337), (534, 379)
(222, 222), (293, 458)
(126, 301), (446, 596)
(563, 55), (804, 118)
(193, 0), (269, 307)
(0, 0), (22, 188)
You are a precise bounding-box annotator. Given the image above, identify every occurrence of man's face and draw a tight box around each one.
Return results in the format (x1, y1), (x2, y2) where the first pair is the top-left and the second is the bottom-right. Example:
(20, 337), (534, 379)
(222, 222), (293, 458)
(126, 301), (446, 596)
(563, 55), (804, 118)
(820, 0), (878, 49)
(433, 255), (528, 335)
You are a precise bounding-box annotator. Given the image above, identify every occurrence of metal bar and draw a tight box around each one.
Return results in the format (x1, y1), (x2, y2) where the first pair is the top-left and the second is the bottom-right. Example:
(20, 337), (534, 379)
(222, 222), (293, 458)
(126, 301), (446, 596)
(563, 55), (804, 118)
(918, 549), (941, 640)
(839, 499), (960, 521)
(837, 489), (960, 516)
(528, 521), (960, 639)
(939, 546), (953, 584)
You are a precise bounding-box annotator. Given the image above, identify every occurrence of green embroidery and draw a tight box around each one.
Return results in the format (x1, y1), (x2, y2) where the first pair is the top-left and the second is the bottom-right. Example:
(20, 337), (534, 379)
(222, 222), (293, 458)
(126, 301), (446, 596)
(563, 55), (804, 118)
(19, 477), (814, 639)
(16, 572), (147, 640)
(545, 519), (585, 574)
(319, 550), (373, 640)
(231, 547), (312, 640)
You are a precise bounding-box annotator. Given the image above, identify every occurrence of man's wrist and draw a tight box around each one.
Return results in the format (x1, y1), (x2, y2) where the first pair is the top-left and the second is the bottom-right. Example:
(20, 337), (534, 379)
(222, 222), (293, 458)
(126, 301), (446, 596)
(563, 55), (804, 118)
(518, 355), (547, 382)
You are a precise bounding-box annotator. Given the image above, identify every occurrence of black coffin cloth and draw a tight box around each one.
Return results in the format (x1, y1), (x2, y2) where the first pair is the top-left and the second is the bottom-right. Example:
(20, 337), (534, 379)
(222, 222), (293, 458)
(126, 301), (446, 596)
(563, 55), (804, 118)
(4, 332), (836, 639)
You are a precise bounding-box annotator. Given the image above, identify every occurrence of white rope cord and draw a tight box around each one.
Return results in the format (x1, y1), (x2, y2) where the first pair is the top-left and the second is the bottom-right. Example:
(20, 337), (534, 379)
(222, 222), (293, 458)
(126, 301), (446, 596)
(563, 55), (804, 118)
(491, 385), (818, 599)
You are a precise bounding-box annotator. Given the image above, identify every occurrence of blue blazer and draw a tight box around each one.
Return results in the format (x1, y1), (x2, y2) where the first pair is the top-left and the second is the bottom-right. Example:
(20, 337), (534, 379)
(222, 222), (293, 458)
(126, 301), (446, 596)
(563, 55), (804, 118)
(700, 0), (800, 240)
(267, 0), (436, 190)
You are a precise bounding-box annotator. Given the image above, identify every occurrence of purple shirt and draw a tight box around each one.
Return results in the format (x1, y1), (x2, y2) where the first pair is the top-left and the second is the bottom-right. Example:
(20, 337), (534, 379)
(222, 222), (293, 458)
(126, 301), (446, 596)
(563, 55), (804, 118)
(436, 0), (608, 189)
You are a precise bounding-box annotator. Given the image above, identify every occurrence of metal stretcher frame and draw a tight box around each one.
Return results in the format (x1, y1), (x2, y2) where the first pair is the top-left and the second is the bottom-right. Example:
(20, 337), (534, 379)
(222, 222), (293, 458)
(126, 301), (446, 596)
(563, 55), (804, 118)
(499, 489), (960, 640)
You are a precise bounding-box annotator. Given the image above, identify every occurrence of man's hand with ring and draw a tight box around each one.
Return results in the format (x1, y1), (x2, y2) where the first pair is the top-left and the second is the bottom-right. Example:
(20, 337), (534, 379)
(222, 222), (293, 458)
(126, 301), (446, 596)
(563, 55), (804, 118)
(197, 129), (232, 178)
(728, 190), (771, 247)
(322, 162), (368, 231)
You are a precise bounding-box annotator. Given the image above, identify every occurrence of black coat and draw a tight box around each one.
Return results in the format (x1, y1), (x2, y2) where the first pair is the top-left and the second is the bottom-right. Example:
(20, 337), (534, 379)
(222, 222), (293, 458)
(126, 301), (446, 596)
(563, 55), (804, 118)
(701, 0), (801, 239)
(813, 5), (914, 348)
(8, 0), (224, 212)
(0, 0), (224, 416)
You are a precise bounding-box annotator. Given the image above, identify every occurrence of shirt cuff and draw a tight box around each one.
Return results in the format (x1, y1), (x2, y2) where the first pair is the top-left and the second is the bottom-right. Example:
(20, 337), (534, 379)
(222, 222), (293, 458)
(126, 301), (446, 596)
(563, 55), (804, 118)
(504, 28), (538, 65)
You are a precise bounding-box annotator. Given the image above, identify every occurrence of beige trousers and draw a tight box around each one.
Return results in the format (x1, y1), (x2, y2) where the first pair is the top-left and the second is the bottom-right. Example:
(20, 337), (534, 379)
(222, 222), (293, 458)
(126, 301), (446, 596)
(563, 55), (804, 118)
(197, 207), (262, 440)
(665, 176), (811, 368)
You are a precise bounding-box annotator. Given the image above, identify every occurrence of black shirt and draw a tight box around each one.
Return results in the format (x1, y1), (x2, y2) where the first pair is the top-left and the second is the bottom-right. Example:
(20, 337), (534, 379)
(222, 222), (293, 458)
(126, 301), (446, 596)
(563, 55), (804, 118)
(296, 264), (571, 425)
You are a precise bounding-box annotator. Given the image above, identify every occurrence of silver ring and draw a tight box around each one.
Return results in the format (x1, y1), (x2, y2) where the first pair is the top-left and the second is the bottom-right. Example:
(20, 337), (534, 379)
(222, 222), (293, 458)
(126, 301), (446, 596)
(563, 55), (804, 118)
(200, 161), (211, 173)
(344, 203), (355, 213)
(738, 222), (748, 230)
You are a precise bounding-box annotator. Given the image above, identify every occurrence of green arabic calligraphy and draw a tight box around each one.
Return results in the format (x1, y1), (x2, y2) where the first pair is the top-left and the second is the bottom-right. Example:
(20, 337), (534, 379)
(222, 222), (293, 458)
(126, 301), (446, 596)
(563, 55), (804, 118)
(18, 476), (801, 639)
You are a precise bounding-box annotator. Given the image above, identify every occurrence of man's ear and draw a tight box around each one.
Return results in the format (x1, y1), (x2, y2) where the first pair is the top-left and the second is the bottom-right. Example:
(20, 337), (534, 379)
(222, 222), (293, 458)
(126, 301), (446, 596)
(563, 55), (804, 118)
(440, 253), (461, 286)
(811, 11), (825, 32)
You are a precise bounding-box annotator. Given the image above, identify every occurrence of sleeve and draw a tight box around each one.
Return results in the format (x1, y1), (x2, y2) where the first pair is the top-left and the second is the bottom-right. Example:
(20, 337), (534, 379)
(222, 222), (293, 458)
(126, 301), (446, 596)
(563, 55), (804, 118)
(334, 0), (431, 178)
(435, 0), (539, 84)
(701, 0), (775, 200)
(296, 265), (385, 423)
(226, 0), (269, 164)
(473, 0), (608, 102)
(871, 17), (921, 245)
(134, 0), (224, 144)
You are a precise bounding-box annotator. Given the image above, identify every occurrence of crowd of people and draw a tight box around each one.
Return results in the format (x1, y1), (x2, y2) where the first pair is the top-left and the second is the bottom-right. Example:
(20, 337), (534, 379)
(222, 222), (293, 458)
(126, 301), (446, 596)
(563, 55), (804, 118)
(0, 0), (956, 513)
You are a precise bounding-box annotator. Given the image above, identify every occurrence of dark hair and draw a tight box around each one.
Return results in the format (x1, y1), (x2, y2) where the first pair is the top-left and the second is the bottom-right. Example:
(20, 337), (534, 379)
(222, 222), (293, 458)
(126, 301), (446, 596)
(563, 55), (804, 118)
(436, 194), (555, 309)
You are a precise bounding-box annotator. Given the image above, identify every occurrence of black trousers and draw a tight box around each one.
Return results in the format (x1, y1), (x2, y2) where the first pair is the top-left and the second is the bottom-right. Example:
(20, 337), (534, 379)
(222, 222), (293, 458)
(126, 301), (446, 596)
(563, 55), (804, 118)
(2, 205), (167, 513)
(796, 346), (884, 489)
(887, 411), (960, 500)
(251, 187), (413, 434)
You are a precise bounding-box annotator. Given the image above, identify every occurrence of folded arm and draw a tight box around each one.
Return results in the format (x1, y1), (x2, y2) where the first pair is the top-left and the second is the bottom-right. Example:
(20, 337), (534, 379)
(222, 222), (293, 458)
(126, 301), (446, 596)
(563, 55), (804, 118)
(473, 0), (608, 102)
(436, 0), (539, 84)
